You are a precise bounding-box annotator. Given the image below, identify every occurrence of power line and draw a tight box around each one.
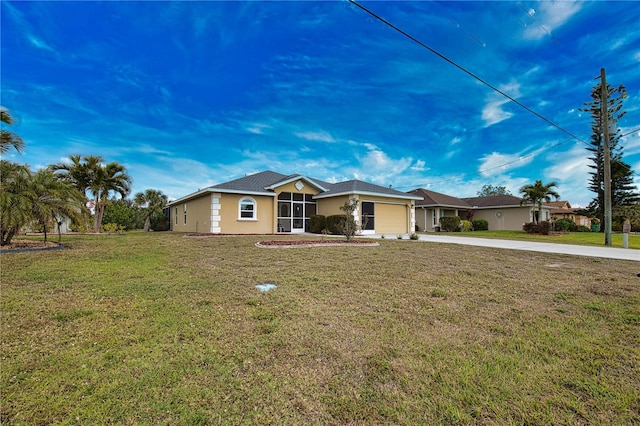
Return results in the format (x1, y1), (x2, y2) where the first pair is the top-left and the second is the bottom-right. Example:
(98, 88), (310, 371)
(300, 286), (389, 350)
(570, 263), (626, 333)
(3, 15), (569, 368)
(395, 127), (640, 190)
(347, 1), (640, 190)
(348, 0), (589, 145)
(394, 136), (575, 189)
(620, 127), (640, 139)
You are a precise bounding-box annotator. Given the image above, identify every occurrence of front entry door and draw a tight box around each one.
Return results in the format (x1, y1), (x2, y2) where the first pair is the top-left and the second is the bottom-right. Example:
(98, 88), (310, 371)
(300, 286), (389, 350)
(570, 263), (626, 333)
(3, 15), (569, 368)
(292, 202), (304, 233)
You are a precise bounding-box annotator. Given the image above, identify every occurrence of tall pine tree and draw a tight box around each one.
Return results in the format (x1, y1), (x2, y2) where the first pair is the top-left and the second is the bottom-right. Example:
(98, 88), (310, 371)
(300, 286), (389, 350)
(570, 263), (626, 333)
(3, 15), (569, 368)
(581, 80), (639, 224)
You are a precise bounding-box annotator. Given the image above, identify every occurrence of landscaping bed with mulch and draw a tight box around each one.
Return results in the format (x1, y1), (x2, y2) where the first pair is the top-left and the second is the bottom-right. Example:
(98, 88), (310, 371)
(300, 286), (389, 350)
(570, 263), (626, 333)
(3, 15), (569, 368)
(185, 233), (379, 247)
(186, 233), (262, 237)
(0, 239), (63, 253)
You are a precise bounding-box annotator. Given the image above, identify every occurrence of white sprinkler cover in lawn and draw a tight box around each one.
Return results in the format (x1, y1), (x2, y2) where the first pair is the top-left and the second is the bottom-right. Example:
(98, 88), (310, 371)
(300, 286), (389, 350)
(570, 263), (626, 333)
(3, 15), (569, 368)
(256, 283), (277, 292)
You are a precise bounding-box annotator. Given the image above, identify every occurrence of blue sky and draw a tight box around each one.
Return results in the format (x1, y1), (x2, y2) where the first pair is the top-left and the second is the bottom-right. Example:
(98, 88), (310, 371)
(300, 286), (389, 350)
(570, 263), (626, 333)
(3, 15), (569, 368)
(2, 1), (639, 207)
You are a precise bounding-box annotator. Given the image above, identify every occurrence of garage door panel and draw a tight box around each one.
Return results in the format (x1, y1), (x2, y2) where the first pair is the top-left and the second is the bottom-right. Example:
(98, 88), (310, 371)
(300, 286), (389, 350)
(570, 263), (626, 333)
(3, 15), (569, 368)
(375, 203), (407, 234)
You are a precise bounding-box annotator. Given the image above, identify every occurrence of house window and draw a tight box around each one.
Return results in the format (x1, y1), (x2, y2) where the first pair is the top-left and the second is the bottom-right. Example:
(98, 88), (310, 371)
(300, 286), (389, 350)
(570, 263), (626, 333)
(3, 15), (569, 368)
(183, 204), (187, 225)
(239, 197), (257, 220)
(361, 202), (375, 230)
(175, 207), (178, 225)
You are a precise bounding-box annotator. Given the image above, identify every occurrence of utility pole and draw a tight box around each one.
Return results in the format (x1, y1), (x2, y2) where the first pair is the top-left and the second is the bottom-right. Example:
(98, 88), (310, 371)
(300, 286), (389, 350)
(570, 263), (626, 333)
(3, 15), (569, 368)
(599, 68), (612, 246)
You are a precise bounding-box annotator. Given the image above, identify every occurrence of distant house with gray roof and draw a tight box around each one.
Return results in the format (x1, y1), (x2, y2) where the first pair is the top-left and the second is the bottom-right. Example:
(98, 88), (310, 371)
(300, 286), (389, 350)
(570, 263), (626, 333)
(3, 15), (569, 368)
(409, 188), (553, 231)
(168, 170), (422, 234)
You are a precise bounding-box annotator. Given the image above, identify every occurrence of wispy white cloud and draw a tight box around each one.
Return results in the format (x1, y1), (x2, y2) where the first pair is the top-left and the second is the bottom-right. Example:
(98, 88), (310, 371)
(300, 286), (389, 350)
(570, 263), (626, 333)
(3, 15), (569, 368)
(295, 131), (336, 143)
(478, 150), (535, 177)
(481, 81), (521, 127)
(129, 158), (218, 199)
(352, 145), (414, 185)
(620, 128), (640, 156)
(544, 147), (589, 181)
(244, 122), (272, 135)
(27, 35), (56, 53)
(481, 98), (513, 127)
(522, 1), (583, 41)
(3, 2), (58, 56)
(410, 160), (428, 172)
(425, 174), (529, 200)
(542, 145), (593, 207)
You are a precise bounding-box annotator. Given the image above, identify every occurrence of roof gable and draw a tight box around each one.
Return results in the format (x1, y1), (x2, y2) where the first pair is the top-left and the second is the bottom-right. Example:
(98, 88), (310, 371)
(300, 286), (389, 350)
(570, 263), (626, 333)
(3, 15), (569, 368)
(315, 180), (422, 200)
(547, 200), (571, 209)
(211, 170), (288, 193)
(265, 174), (328, 192)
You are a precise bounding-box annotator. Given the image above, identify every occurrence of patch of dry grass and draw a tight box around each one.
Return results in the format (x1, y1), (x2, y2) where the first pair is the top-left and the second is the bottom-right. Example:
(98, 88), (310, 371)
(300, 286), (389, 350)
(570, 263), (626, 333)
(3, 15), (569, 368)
(2, 233), (639, 424)
(0, 238), (60, 250)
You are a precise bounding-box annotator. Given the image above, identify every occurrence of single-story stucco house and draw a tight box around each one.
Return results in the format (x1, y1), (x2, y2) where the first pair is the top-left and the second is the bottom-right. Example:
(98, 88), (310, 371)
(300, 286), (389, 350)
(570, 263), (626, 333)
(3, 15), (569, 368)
(168, 170), (422, 235)
(547, 201), (592, 227)
(409, 188), (553, 231)
(409, 188), (471, 231)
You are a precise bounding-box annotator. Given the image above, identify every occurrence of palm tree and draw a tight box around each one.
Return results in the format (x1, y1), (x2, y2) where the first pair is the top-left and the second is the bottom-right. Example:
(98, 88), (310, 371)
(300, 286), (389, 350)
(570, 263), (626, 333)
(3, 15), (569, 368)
(90, 162), (132, 233)
(0, 164), (84, 245)
(134, 189), (168, 232)
(51, 155), (104, 232)
(0, 109), (25, 155)
(51, 155), (131, 233)
(519, 180), (560, 224)
(0, 161), (31, 245)
(49, 154), (99, 197)
(28, 169), (85, 242)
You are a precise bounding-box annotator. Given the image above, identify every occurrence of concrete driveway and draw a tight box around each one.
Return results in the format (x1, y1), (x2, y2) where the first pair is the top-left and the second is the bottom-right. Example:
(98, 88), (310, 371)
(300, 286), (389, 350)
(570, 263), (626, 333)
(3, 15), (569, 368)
(364, 233), (639, 262)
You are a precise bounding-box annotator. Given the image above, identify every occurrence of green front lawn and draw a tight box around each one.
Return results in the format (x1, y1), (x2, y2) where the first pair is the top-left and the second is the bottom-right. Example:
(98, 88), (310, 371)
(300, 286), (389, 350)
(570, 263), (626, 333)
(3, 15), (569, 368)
(2, 232), (639, 424)
(451, 230), (640, 249)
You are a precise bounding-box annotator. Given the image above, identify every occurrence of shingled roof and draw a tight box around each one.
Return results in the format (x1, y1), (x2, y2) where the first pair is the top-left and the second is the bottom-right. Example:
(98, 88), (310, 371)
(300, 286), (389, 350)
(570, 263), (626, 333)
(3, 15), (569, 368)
(315, 180), (421, 200)
(409, 188), (471, 208)
(461, 195), (527, 208)
(169, 170), (422, 205)
(407, 189), (535, 210)
(210, 170), (288, 194)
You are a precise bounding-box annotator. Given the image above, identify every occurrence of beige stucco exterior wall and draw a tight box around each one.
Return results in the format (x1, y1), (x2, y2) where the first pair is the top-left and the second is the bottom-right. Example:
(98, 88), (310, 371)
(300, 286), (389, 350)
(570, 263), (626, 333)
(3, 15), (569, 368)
(170, 194), (214, 233)
(415, 207), (467, 231)
(416, 207), (433, 232)
(316, 194), (414, 234)
(218, 193), (274, 234)
(316, 195), (351, 217)
(473, 207), (531, 231)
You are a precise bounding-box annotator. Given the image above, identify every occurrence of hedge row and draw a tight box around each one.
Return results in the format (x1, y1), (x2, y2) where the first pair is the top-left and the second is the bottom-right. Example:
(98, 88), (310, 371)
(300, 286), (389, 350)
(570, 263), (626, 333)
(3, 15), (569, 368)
(523, 221), (551, 235)
(309, 214), (351, 235)
(312, 214), (493, 233)
(437, 216), (490, 232)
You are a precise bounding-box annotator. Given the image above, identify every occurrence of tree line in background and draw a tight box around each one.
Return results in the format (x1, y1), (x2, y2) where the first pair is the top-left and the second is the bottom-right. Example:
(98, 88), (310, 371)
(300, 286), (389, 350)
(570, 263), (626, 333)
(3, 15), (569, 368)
(0, 108), (168, 246)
